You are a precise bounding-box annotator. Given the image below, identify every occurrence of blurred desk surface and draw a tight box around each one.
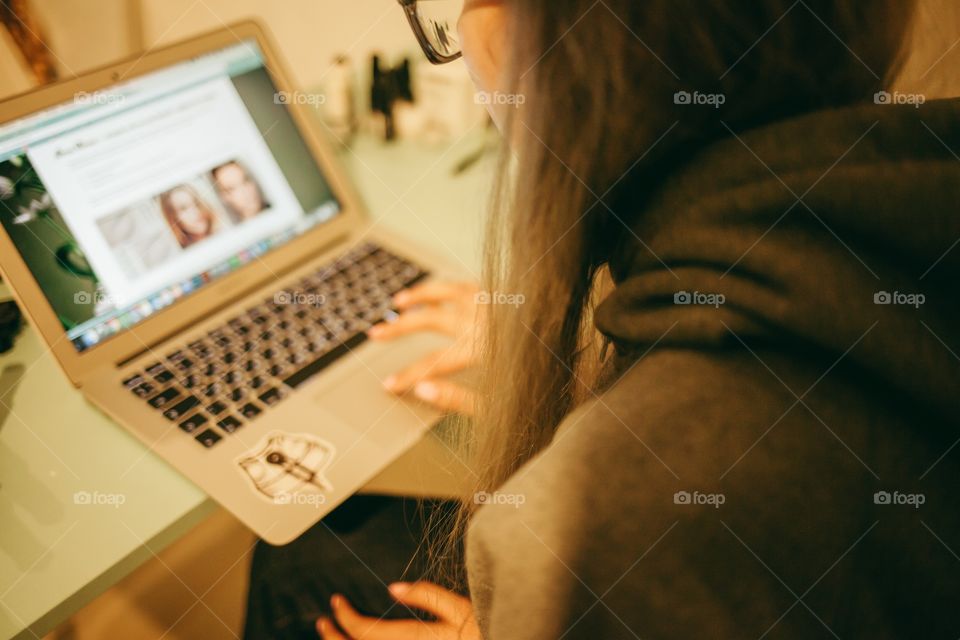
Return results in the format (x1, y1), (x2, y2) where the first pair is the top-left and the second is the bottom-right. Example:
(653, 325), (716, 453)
(0, 132), (493, 640)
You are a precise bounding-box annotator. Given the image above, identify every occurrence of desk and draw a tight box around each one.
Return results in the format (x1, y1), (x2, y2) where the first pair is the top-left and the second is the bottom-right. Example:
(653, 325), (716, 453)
(0, 132), (493, 640)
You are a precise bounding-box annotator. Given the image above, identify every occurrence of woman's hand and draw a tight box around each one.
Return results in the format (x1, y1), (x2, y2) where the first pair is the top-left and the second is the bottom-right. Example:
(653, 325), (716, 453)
(368, 281), (481, 415)
(316, 582), (480, 640)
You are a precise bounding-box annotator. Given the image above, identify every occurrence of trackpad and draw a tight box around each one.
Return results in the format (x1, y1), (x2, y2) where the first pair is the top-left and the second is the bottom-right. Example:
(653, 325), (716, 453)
(312, 333), (450, 442)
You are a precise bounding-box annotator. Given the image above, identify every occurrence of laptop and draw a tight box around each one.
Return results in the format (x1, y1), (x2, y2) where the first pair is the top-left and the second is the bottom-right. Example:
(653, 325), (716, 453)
(0, 22), (463, 545)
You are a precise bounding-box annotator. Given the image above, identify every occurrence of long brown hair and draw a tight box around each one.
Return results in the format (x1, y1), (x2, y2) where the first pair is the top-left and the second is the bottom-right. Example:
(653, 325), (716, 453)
(439, 0), (918, 587)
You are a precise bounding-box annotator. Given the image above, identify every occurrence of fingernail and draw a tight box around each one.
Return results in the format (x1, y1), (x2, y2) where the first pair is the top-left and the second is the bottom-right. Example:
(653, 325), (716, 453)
(317, 617), (329, 634)
(383, 375), (398, 391)
(389, 582), (410, 597)
(330, 594), (342, 609)
(414, 382), (439, 402)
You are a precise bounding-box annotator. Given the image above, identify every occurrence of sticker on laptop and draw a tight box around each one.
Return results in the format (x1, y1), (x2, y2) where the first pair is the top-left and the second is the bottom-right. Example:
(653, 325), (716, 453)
(237, 432), (335, 507)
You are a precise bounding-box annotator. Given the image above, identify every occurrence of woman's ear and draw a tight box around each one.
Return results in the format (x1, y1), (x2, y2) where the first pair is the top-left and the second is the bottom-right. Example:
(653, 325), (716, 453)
(459, 1), (509, 120)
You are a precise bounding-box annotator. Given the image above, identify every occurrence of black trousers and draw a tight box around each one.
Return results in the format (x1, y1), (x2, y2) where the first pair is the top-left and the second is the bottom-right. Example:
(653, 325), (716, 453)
(244, 496), (461, 640)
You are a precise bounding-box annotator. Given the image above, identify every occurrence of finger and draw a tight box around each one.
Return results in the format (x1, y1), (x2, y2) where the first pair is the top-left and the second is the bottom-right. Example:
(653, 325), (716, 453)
(393, 281), (477, 310)
(330, 595), (434, 640)
(383, 346), (474, 392)
(316, 616), (348, 640)
(368, 308), (459, 340)
(388, 582), (473, 623)
(411, 380), (476, 415)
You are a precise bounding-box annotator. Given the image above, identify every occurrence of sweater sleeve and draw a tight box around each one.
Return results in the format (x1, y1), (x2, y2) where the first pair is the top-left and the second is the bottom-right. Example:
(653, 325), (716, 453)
(465, 349), (896, 639)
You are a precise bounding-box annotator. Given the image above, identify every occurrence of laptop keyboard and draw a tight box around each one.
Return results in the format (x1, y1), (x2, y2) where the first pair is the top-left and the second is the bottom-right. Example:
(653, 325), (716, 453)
(121, 243), (428, 449)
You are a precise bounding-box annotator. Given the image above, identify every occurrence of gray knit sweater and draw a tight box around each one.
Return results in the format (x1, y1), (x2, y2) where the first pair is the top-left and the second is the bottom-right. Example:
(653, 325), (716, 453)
(467, 99), (960, 639)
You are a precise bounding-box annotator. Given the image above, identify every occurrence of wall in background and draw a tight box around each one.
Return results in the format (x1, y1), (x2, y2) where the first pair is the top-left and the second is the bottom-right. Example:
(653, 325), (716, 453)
(139, 0), (418, 90)
(0, 0), (135, 99)
(0, 0), (423, 99)
(31, 0), (138, 77)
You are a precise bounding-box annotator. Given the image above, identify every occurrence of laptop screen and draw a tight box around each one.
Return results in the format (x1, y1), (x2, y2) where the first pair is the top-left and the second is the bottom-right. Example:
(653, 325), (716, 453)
(0, 39), (341, 353)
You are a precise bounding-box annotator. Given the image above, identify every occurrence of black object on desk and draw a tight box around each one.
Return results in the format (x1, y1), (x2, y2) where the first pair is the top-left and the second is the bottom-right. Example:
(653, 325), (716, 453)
(371, 55), (413, 142)
(0, 300), (22, 354)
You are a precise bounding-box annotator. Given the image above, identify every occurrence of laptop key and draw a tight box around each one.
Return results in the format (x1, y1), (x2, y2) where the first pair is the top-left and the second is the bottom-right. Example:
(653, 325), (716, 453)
(123, 374), (146, 389)
(163, 395), (200, 421)
(131, 382), (156, 398)
(207, 401), (227, 416)
(217, 415), (243, 433)
(258, 387), (284, 406)
(145, 362), (165, 376)
(152, 368), (175, 383)
(283, 332), (368, 389)
(148, 387), (181, 409)
(195, 429), (222, 448)
(179, 412), (208, 434)
(240, 402), (262, 419)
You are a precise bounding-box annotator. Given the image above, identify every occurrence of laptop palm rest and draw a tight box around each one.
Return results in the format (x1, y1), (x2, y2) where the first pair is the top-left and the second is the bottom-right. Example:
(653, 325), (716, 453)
(311, 332), (452, 447)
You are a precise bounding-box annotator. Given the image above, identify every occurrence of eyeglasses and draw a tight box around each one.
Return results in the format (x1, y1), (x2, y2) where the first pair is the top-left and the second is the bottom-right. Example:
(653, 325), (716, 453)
(397, 0), (464, 65)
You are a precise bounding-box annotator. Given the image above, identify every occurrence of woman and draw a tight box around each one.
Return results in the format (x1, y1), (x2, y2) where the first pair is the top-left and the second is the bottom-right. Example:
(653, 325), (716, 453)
(247, 1), (960, 638)
(160, 184), (221, 248)
(212, 160), (271, 223)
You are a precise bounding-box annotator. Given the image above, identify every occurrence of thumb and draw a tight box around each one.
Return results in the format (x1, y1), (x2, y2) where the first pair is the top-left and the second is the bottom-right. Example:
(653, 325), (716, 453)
(388, 582), (473, 623)
(412, 379), (476, 415)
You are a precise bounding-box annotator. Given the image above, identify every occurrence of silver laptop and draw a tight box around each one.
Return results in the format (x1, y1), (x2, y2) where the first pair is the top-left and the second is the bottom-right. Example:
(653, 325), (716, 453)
(0, 22), (461, 545)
